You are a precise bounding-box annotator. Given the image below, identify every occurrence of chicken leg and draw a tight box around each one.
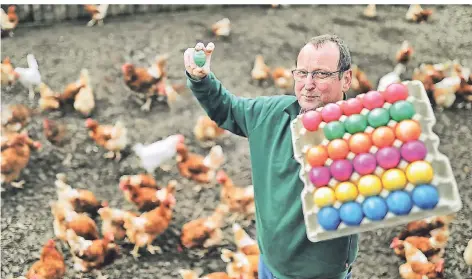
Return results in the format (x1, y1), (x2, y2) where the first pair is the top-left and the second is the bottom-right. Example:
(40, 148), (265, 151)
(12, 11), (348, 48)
(141, 97), (152, 111)
(10, 180), (25, 189)
(28, 85), (35, 100)
(93, 270), (109, 279)
(86, 19), (95, 27)
(146, 244), (162, 254)
(131, 245), (141, 259)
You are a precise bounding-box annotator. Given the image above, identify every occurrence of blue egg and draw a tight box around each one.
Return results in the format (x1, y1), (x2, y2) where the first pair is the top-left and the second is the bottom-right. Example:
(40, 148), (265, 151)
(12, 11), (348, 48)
(362, 196), (388, 221)
(412, 184), (439, 209)
(386, 191), (413, 215)
(317, 206), (341, 231)
(339, 202), (364, 226)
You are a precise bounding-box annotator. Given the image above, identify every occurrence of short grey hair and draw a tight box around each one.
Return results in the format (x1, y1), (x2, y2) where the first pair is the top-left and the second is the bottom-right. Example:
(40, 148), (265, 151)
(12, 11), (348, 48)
(300, 34), (352, 78)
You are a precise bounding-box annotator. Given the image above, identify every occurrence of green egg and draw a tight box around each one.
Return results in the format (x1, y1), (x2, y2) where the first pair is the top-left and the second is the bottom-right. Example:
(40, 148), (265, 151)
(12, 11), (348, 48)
(344, 114), (367, 134)
(367, 108), (390, 128)
(193, 50), (206, 67)
(324, 121), (346, 140)
(390, 101), (416, 122)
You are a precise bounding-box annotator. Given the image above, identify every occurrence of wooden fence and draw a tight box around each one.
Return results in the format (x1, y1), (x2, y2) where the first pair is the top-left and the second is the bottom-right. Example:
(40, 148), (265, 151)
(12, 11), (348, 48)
(0, 4), (226, 25)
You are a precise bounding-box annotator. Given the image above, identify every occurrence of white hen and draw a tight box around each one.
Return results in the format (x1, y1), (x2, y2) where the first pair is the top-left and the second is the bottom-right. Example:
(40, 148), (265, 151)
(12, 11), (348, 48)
(14, 54), (41, 99)
(377, 63), (406, 92)
(133, 134), (185, 173)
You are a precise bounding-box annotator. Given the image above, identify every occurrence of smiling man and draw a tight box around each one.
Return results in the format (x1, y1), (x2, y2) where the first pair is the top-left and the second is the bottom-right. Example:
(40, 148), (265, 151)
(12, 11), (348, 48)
(184, 34), (358, 279)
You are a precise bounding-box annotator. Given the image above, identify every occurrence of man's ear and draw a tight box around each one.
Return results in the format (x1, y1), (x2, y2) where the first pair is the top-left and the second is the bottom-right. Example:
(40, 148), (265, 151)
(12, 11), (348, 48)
(342, 69), (352, 93)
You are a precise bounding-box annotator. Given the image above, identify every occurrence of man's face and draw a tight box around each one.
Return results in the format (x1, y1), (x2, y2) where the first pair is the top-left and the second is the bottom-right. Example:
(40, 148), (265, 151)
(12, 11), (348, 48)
(294, 42), (352, 111)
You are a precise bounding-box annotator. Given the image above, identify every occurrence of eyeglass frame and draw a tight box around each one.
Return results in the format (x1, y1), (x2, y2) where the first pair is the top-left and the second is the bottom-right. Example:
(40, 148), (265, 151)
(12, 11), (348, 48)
(291, 67), (350, 82)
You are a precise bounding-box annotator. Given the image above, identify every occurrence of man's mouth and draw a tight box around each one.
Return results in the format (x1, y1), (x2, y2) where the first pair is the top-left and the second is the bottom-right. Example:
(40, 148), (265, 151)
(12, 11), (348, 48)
(303, 95), (320, 100)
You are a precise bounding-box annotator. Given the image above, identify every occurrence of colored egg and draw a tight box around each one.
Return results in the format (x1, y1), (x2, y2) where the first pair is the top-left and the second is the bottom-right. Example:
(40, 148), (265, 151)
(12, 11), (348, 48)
(327, 139), (350, 160)
(321, 103), (343, 123)
(306, 145), (328, 167)
(341, 98), (364, 116)
(367, 108), (390, 128)
(362, 91), (385, 110)
(344, 114), (368, 134)
(302, 110), (323, 131)
(376, 147), (401, 169)
(395, 120), (421, 142)
(390, 101), (416, 122)
(330, 159), (354, 181)
(193, 50), (206, 67)
(357, 175), (382, 196)
(314, 187), (336, 207)
(383, 83), (409, 103)
(400, 140), (427, 162)
(335, 182), (358, 202)
(348, 133), (372, 154)
(372, 126), (396, 148)
(362, 196), (388, 221)
(317, 206), (341, 231)
(412, 184), (439, 209)
(406, 161), (434, 185)
(353, 153), (377, 175)
(339, 202), (364, 226)
(382, 169), (407, 191)
(309, 166), (331, 188)
(324, 121), (346, 140)
(386, 191), (413, 215)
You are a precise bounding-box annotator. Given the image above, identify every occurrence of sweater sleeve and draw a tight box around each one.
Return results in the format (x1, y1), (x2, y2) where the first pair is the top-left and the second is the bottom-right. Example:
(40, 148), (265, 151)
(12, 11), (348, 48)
(186, 71), (270, 138)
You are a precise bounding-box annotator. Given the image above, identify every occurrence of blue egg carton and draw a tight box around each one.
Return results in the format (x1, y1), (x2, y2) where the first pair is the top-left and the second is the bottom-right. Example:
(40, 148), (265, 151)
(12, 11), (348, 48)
(290, 81), (463, 243)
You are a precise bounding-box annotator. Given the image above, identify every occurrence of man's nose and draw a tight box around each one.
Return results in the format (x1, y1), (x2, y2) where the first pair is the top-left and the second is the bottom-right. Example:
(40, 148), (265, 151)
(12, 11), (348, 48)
(304, 75), (316, 91)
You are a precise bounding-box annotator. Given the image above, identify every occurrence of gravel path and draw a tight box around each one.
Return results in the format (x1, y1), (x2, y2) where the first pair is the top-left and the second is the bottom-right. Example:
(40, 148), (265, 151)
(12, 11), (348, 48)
(1, 5), (471, 279)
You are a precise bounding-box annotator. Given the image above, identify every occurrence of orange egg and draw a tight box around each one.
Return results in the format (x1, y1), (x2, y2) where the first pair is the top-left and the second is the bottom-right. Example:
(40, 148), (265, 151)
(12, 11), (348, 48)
(372, 126), (395, 148)
(306, 145), (328, 167)
(327, 139), (350, 160)
(395, 120), (421, 142)
(349, 133), (372, 154)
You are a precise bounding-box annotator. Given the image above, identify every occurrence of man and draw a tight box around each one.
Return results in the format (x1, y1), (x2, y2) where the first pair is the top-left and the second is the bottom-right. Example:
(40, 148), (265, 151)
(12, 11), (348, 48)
(184, 34), (358, 279)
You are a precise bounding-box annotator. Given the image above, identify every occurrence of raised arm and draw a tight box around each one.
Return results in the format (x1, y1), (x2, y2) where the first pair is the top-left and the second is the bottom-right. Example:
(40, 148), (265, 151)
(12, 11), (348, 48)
(184, 42), (270, 138)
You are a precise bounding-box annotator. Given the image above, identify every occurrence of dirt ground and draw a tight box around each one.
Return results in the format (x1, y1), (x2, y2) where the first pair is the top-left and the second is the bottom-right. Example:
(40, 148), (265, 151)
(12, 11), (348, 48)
(1, 4), (472, 279)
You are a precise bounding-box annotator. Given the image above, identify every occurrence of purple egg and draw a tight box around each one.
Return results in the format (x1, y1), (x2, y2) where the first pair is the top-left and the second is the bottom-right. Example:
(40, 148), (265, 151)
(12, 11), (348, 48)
(309, 166), (331, 188)
(376, 147), (401, 169)
(400, 140), (427, 162)
(353, 153), (377, 175)
(330, 160), (353, 181)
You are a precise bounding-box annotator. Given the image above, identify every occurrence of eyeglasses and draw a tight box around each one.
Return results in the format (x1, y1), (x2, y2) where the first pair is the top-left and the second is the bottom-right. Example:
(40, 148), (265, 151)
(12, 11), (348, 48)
(291, 69), (348, 82)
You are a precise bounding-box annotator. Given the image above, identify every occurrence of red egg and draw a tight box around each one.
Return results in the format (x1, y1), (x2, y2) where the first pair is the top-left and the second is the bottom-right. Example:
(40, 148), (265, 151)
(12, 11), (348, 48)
(302, 111), (323, 131)
(321, 103), (343, 122)
(341, 98), (364, 116)
(362, 91), (385, 110)
(383, 83), (409, 103)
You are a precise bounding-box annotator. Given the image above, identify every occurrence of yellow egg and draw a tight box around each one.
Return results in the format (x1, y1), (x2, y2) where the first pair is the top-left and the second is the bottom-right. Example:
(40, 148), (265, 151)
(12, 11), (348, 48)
(313, 187), (336, 208)
(335, 182), (358, 202)
(382, 169), (407, 191)
(406, 161), (434, 185)
(357, 175), (382, 196)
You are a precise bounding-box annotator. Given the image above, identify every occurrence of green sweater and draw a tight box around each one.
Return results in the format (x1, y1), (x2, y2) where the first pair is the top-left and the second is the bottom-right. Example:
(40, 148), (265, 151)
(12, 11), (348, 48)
(187, 72), (359, 279)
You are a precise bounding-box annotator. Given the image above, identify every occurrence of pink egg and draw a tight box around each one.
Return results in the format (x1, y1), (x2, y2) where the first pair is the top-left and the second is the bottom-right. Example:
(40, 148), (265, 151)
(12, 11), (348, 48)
(376, 147), (401, 169)
(353, 153), (377, 175)
(330, 160), (353, 181)
(341, 98), (364, 116)
(362, 91), (385, 110)
(302, 110), (323, 131)
(309, 166), (331, 188)
(321, 103), (343, 123)
(383, 83), (409, 103)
